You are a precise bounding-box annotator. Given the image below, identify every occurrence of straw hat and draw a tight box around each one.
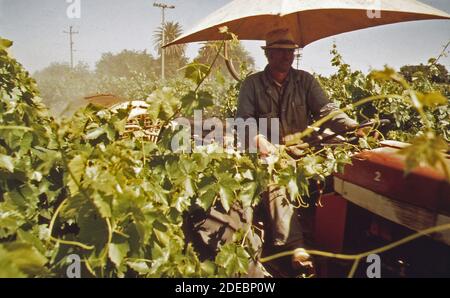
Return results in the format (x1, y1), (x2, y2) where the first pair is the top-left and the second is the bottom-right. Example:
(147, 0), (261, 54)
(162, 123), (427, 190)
(261, 29), (300, 49)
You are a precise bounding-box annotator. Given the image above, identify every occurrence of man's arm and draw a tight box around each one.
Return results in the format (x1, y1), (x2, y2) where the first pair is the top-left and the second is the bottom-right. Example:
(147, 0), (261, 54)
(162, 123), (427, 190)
(236, 78), (276, 155)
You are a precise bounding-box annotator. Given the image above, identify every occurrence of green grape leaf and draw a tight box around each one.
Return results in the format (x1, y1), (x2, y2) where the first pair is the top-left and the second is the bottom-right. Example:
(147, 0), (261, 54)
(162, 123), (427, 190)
(399, 132), (449, 180)
(77, 203), (109, 254)
(196, 186), (217, 211)
(416, 91), (447, 107)
(0, 154), (14, 172)
(200, 260), (216, 276)
(184, 177), (196, 197)
(0, 38), (13, 50)
(127, 261), (150, 275)
(219, 185), (234, 212)
(108, 242), (130, 267)
(67, 155), (87, 195)
(369, 67), (403, 82)
(1, 242), (47, 276)
(181, 62), (210, 85)
(217, 173), (240, 212)
(215, 243), (249, 276)
(86, 127), (106, 140)
(92, 194), (112, 218)
(238, 181), (257, 208)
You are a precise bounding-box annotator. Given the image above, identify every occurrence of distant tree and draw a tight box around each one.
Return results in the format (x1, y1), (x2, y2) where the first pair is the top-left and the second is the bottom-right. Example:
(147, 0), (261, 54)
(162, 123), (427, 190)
(95, 49), (159, 79)
(400, 63), (449, 84)
(34, 62), (97, 117)
(153, 21), (188, 78)
(153, 21), (186, 59)
(94, 50), (161, 99)
(194, 41), (255, 79)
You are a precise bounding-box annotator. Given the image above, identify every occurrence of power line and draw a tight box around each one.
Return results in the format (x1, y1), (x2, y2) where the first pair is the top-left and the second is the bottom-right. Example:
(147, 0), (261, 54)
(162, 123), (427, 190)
(63, 25), (79, 68)
(153, 2), (175, 80)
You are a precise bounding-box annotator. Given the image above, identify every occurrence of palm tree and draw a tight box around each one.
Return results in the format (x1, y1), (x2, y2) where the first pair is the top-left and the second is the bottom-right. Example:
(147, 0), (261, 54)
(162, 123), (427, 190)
(153, 21), (186, 60)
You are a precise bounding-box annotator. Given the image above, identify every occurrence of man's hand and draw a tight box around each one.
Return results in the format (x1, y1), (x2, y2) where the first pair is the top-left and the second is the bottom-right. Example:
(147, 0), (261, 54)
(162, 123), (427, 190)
(355, 126), (380, 139)
(254, 134), (276, 156)
(355, 127), (369, 138)
(286, 143), (310, 159)
(345, 121), (378, 139)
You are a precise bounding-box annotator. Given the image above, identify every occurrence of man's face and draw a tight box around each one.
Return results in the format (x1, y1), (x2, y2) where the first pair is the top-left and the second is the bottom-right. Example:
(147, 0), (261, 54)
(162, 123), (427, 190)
(266, 48), (295, 73)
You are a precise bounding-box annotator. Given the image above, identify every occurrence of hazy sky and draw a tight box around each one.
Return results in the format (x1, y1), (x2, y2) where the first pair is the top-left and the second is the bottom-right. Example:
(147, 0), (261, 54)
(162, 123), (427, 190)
(0, 0), (449, 76)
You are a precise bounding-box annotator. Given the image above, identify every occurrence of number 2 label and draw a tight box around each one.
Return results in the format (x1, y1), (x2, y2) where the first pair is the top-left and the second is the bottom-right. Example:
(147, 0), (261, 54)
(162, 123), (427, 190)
(374, 171), (381, 182)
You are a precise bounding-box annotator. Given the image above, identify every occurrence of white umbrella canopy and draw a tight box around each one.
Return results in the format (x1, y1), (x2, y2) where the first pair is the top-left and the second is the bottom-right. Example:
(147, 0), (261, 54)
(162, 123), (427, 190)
(165, 0), (450, 48)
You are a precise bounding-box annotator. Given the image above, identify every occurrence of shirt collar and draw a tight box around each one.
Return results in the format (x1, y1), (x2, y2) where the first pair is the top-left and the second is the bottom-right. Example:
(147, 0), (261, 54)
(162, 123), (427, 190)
(263, 65), (292, 88)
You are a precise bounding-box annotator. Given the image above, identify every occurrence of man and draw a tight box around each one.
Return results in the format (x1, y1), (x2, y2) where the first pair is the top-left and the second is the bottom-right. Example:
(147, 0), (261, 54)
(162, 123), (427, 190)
(235, 28), (360, 274)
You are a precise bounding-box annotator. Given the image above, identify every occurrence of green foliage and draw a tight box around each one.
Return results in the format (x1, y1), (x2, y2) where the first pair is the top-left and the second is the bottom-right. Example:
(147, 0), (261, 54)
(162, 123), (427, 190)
(33, 50), (180, 118)
(94, 50), (163, 102)
(0, 242), (48, 277)
(96, 50), (159, 79)
(318, 43), (450, 142)
(0, 36), (448, 278)
(215, 243), (250, 276)
(34, 62), (98, 117)
(182, 62), (210, 86)
(399, 132), (449, 178)
(400, 63), (449, 84)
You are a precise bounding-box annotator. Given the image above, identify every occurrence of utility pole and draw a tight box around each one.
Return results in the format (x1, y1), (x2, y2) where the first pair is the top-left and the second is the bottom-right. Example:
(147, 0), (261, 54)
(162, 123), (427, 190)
(295, 48), (302, 70)
(63, 26), (79, 68)
(153, 2), (175, 80)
